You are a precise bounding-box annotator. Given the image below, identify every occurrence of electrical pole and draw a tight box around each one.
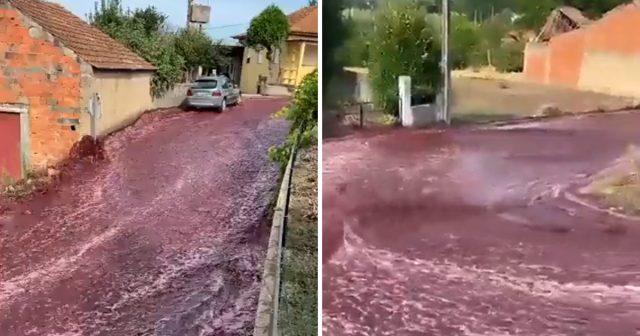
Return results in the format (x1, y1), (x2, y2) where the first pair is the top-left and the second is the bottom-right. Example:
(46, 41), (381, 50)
(187, 0), (194, 29)
(441, 0), (451, 124)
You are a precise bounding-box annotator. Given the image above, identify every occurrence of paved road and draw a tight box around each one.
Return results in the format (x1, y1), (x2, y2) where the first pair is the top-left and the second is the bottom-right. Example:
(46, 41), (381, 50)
(0, 98), (289, 335)
(323, 111), (640, 335)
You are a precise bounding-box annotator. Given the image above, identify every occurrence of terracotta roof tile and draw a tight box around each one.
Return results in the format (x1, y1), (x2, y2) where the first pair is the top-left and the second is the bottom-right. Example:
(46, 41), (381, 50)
(558, 6), (591, 26)
(288, 5), (317, 36)
(232, 5), (318, 41)
(9, 0), (156, 71)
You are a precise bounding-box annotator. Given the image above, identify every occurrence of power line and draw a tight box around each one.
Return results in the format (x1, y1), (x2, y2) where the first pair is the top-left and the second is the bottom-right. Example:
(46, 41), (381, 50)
(204, 22), (250, 30)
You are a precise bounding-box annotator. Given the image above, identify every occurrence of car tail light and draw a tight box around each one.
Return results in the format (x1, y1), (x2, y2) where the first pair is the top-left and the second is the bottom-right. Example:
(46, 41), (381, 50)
(187, 89), (193, 96)
(212, 91), (222, 97)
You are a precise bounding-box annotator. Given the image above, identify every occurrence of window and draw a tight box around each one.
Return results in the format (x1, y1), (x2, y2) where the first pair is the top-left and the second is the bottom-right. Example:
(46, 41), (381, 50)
(194, 79), (218, 89)
(257, 50), (264, 64)
(302, 44), (317, 66)
(246, 57), (251, 64)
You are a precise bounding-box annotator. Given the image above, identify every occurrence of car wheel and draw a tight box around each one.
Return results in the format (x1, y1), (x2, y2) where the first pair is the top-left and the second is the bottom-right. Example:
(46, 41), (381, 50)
(220, 99), (227, 112)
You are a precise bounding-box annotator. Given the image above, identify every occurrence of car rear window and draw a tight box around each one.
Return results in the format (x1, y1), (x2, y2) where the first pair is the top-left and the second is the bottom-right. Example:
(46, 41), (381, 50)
(194, 80), (218, 89)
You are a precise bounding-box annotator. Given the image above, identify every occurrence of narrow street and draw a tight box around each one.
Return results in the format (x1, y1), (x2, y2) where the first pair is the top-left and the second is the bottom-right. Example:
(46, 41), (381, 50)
(323, 111), (640, 335)
(0, 98), (289, 336)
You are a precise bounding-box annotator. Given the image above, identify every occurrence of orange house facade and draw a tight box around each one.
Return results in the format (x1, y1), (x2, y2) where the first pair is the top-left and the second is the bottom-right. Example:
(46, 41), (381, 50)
(235, 6), (318, 94)
(0, 0), (155, 181)
(524, 2), (640, 97)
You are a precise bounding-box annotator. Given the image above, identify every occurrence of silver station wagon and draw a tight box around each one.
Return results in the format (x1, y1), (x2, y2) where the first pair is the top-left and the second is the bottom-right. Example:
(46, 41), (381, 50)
(185, 76), (241, 111)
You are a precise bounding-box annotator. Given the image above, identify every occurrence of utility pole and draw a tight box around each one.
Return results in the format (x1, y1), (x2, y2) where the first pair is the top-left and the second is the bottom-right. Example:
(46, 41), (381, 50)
(187, 0), (194, 29)
(441, 0), (451, 124)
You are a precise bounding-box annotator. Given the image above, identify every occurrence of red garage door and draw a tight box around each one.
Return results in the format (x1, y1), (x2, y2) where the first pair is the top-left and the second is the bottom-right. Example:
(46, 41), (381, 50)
(0, 112), (22, 180)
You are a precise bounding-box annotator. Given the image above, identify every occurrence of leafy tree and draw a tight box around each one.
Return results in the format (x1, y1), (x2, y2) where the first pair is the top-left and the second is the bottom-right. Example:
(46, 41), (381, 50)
(369, 0), (441, 114)
(511, 0), (560, 29)
(174, 29), (230, 79)
(246, 5), (290, 63)
(89, 0), (184, 97)
(308, 0), (318, 5)
(131, 6), (168, 34)
(338, 10), (373, 67)
(90, 0), (230, 96)
(345, 0), (372, 9)
(450, 14), (482, 69)
(323, 0), (347, 101)
(510, 0), (628, 29)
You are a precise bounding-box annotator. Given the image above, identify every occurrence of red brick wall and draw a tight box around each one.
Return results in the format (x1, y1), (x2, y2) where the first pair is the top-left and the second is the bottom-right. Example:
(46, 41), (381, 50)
(524, 4), (640, 90)
(585, 5), (640, 55)
(0, 5), (82, 170)
(548, 29), (585, 87)
(523, 43), (548, 84)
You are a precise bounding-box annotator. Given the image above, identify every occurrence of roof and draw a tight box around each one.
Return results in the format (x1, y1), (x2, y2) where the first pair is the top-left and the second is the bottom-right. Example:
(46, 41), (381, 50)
(536, 6), (591, 42)
(557, 6), (591, 26)
(288, 5), (318, 36)
(9, 0), (156, 71)
(233, 5), (318, 41)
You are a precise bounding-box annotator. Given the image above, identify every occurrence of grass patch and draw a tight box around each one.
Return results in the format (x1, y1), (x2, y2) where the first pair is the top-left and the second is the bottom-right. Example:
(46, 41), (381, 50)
(451, 110), (520, 125)
(1, 170), (53, 201)
(279, 147), (318, 336)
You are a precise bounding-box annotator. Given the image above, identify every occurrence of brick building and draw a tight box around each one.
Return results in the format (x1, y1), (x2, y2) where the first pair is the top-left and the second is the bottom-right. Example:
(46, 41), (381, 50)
(0, 0), (155, 181)
(524, 1), (640, 97)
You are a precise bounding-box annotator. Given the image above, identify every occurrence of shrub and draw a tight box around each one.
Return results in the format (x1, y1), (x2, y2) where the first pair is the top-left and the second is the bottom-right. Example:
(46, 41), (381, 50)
(339, 9), (374, 67)
(451, 14), (482, 69)
(323, 0), (347, 100)
(269, 70), (318, 167)
(493, 41), (525, 72)
(246, 5), (290, 63)
(369, 0), (441, 115)
(174, 28), (230, 81)
(90, 0), (229, 97)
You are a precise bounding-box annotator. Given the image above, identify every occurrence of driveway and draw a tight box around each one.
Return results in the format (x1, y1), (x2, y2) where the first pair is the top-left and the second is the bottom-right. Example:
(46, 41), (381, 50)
(323, 111), (640, 335)
(0, 98), (289, 335)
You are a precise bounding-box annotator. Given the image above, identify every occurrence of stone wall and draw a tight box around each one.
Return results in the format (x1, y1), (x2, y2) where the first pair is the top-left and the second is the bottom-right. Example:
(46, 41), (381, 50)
(150, 83), (189, 110)
(0, 3), (85, 169)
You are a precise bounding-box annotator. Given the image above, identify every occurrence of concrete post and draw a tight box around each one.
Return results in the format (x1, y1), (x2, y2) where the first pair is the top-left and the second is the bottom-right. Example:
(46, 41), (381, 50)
(296, 42), (307, 86)
(398, 76), (411, 127)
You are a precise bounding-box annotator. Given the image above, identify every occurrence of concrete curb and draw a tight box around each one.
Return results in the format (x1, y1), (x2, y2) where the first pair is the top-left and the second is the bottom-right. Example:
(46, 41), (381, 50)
(243, 94), (290, 99)
(473, 105), (640, 129)
(253, 149), (297, 336)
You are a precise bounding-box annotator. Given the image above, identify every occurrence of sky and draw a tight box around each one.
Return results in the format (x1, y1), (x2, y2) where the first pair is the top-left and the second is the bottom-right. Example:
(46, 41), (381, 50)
(51, 0), (310, 43)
